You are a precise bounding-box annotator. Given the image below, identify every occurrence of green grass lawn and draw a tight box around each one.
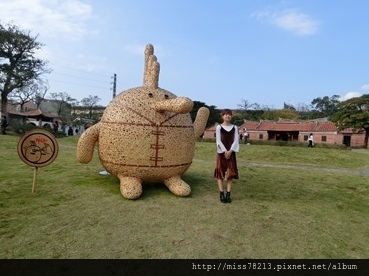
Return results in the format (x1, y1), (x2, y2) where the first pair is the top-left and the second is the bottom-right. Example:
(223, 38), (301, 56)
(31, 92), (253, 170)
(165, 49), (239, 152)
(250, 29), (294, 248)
(1, 134), (369, 259)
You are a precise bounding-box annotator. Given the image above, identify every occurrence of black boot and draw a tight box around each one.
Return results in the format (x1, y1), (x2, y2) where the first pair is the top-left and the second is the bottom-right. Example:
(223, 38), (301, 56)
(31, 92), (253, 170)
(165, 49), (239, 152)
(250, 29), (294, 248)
(225, 192), (232, 203)
(219, 191), (226, 203)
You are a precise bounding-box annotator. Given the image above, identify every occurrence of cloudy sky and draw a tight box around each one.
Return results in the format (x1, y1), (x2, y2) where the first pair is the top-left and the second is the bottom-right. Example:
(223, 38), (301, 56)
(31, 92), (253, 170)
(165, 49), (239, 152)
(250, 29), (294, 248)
(1, 0), (368, 108)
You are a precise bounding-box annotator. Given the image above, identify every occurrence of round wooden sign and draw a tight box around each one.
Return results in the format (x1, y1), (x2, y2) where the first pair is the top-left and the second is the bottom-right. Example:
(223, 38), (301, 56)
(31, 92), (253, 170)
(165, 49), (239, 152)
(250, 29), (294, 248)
(17, 129), (59, 167)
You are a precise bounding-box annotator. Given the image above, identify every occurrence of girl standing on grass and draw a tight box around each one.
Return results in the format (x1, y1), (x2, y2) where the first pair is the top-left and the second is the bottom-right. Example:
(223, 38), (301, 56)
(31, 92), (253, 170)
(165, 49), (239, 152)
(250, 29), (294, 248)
(214, 109), (239, 203)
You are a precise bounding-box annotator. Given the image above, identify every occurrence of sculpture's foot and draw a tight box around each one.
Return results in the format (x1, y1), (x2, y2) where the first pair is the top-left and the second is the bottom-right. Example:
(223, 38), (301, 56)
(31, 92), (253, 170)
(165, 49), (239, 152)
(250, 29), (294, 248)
(118, 176), (142, 199)
(164, 176), (191, 197)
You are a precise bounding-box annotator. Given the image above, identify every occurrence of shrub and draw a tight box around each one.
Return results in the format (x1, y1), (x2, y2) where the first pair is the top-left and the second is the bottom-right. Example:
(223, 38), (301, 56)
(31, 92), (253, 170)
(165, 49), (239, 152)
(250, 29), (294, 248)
(198, 138), (347, 149)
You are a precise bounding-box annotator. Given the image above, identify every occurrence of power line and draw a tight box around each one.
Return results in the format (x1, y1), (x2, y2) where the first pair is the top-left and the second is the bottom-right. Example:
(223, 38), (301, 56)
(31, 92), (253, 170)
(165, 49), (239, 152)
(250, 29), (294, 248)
(50, 63), (112, 78)
(52, 72), (109, 84)
(48, 78), (109, 90)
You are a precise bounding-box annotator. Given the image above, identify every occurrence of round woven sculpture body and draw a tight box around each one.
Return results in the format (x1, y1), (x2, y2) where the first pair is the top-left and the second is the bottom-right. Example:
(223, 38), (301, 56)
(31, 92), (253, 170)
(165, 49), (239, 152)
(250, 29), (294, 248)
(77, 44), (209, 199)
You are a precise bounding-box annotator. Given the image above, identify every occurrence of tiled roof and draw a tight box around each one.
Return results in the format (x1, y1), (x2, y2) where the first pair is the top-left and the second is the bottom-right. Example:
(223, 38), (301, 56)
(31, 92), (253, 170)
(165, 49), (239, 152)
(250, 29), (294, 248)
(256, 121), (316, 131)
(23, 101), (38, 109)
(238, 120), (339, 132)
(206, 119), (364, 134)
(314, 121), (338, 132)
(240, 121), (260, 130)
(8, 109), (56, 118)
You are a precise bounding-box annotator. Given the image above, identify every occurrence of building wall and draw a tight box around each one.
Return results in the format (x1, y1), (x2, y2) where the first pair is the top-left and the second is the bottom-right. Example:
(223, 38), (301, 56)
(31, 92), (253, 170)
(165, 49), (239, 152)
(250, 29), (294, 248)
(299, 132), (366, 148)
(350, 134), (366, 148)
(300, 132), (367, 148)
(203, 124), (367, 148)
(249, 131), (268, 141)
(300, 132), (339, 144)
(203, 127), (216, 139)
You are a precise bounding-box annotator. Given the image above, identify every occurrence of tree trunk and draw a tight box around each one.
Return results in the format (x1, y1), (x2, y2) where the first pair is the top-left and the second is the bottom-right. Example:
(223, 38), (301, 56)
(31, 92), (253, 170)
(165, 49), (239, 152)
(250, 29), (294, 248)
(364, 128), (369, 149)
(1, 92), (8, 116)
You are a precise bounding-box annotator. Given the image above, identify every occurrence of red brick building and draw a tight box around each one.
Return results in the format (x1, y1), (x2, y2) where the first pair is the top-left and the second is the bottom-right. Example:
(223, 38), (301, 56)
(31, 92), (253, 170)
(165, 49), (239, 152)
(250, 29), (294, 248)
(203, 119), (367, 148)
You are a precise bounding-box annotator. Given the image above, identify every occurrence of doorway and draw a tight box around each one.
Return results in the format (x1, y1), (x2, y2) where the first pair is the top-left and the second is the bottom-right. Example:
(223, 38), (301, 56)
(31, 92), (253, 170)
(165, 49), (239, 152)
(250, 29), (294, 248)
(343, 135), (351, 147)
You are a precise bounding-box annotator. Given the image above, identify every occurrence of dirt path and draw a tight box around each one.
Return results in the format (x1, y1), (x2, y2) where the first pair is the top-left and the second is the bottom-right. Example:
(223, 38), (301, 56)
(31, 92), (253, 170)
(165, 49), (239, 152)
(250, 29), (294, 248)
(60, 143), (369, 176)
(194, 158), (369, 176)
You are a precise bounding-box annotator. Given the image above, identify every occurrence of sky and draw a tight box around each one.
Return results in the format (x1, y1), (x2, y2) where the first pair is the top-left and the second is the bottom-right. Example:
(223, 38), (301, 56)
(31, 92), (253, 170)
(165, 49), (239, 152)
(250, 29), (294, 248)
(1, 0), (368, 109)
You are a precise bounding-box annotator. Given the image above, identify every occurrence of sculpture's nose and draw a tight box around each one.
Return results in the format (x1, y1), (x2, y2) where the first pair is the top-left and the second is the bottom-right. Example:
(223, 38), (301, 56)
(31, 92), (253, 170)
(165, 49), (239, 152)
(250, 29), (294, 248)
(152, 97), (193, 114)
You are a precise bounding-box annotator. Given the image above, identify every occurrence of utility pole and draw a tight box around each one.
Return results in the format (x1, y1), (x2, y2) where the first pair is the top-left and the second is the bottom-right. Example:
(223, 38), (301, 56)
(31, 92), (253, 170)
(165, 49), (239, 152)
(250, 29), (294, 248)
(111, 73), (117, 99)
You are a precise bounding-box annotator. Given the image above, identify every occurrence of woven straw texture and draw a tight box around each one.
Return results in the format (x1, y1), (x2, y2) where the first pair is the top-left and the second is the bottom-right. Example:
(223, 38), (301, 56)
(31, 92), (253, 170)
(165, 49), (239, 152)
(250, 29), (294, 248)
(77, 44), (209, 199)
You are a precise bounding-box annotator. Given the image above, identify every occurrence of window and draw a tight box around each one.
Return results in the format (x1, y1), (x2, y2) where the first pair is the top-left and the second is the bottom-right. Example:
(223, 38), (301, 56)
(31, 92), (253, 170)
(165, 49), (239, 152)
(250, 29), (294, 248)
(259, 134), (263, 140)
(304, 135), (308, 141)
(321, 136), (327, 142)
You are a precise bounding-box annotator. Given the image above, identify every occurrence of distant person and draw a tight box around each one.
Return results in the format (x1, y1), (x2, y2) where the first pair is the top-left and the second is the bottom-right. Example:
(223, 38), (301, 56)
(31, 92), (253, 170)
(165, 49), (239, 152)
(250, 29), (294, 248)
(1, 116), (8, 135)
(308, 133), (314, 148)
(214, 109), (239, 203)
(68, 126), (73, 136)
(53, 120), (59, 133)
(243, 128), (249, 144)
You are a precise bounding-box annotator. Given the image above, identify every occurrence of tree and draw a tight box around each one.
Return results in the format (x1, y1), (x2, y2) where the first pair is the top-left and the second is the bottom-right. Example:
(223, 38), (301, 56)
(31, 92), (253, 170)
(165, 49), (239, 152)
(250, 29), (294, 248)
(231, 113), (244, 126)
(0, 21), (50, 115)
(69, 99), (80, 118)
(283, 102), (296, 110)
(34, 79), (49, 108)
(9, 82), (36, 112)
(330, 94), (369, 148)
(311, 95), (339, 117)
(190, 101), (218, 128)
(238, 99), (255, 110)
(261, 109), (278, 121)
(296, 103), (314, 120)
(44, 92), (76, 123)
(10, 78), (49, 111)
(261, 108), (299, 121)
(238, 99), (257, 120)
(296, 103), (311, 113)
(49, 92), (75, 116)
(276, 108), (300, 120)
(80, 95), (101, 118)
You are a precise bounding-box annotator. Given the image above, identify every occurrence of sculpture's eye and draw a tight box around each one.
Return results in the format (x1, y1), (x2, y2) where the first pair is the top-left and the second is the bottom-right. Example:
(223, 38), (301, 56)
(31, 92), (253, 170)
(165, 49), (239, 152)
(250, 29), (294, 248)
(164, 94), (169, 99)
(148, 93), (154, 98)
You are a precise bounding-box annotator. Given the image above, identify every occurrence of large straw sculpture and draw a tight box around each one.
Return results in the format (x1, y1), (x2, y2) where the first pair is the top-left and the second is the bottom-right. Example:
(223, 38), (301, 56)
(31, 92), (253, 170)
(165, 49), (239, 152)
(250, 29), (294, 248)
(77, 44), (209, 199)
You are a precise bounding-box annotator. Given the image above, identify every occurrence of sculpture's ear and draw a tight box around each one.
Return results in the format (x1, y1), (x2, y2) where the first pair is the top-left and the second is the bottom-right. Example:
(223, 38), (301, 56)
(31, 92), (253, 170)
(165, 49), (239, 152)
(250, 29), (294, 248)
(143, 44), (160, 89)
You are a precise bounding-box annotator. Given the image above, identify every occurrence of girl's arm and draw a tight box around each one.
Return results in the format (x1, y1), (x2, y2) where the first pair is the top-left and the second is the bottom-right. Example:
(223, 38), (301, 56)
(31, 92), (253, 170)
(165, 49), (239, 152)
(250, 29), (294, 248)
(216, 125), (226, 153)
(230, 126), (240, 153)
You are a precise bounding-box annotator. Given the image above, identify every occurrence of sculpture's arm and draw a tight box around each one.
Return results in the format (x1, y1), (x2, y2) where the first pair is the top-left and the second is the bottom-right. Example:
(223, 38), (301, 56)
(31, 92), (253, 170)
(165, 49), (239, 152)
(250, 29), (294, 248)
(193, 107), (210, 138)
(76, 123), (100, 164)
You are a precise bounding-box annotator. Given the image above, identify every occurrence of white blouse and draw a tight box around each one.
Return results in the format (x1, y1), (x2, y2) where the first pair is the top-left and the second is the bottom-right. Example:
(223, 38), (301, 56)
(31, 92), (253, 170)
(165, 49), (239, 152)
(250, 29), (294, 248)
(215, 124), (240, 154)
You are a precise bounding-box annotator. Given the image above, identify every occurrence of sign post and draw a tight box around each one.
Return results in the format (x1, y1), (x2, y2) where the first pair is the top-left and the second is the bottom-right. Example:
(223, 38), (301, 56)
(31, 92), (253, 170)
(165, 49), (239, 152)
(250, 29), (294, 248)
(32, 167), (38, 193)
(17, 129), (59, 192)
